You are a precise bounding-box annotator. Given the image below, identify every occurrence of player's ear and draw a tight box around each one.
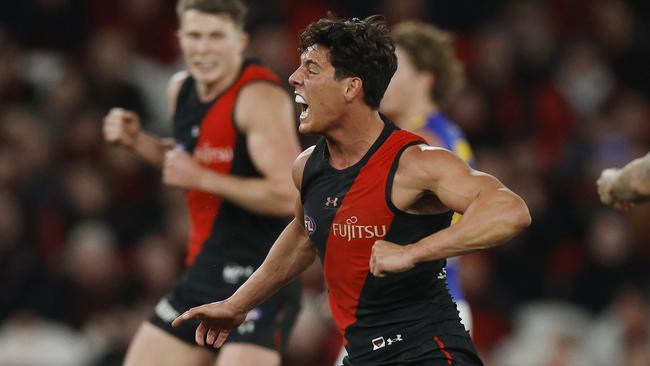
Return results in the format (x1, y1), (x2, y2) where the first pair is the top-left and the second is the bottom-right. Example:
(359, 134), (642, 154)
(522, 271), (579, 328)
(343, 77), (363, 103)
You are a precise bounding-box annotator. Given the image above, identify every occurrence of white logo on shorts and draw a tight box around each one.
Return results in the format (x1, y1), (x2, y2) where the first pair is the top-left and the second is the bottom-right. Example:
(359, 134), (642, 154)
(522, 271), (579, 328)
(372, 334), (403, 351)
(154, 297), (180, 323)
(223, 264), (255, 284)
(372, 336), (386, 350)
(237, 308), (262, 335)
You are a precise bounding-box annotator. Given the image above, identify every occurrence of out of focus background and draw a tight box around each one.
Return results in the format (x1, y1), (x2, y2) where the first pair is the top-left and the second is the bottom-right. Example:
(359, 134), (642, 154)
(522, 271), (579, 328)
(0, 0), (649, 365)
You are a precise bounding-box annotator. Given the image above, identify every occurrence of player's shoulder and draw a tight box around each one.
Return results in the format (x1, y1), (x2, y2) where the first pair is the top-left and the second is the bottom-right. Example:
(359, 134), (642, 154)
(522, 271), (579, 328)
(402, 143), (451, 160)
(238, 79), (290, 106)
(168, 70), (190, 92)
(236, 80), (293, 133)
(293, 146), (316, 172)
(292, 146), (316, 189)
(399, 144), (464, 179)
(167, 71), (190, 100)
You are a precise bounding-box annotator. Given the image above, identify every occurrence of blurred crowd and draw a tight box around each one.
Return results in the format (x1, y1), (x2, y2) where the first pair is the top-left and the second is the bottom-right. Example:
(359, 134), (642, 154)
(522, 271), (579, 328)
(0, 0), (649, 365)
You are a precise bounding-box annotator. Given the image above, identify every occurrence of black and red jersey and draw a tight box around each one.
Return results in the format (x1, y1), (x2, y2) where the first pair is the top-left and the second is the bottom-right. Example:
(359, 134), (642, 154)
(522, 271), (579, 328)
(172, 60), (287, 288)
(301, 120), (470, 364)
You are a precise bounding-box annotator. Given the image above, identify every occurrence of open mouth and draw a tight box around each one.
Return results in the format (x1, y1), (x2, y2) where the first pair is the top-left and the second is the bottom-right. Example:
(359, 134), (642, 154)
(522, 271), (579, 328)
(194, 61), (218, 72)
(295, 94), (309, 120)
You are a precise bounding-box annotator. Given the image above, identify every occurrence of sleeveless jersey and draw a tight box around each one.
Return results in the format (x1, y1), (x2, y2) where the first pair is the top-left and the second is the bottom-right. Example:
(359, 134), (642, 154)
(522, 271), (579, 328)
(301, 121), (466, 364)
(411, 112), (475, 303)
(172, 60), (286, 287)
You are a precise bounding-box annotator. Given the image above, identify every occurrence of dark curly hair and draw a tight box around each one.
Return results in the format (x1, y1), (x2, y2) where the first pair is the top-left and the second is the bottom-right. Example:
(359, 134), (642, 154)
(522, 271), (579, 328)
(298, 15), (397, 109)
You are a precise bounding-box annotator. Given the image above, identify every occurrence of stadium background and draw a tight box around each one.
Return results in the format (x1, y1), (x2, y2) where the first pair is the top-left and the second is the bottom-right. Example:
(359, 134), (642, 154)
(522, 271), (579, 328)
(0, 0), (649, 365)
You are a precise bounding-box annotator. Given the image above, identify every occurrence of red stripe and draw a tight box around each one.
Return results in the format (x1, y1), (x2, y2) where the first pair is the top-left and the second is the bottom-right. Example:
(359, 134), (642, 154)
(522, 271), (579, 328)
(322, 131), (424, 340)
(434, 336), (454, 365)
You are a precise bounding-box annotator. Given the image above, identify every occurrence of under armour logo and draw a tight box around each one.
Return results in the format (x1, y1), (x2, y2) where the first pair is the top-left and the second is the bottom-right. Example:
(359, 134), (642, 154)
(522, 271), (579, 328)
(437, 268), (447, 280)
(387, 334), (403, 345)
(372, 334), (403, 351)
(325, 196), (339, 208)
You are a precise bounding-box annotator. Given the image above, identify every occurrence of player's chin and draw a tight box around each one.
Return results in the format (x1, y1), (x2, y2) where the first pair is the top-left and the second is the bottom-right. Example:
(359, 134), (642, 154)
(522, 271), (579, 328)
(192, 68), (220, 84)
(298, 120), (317, 135)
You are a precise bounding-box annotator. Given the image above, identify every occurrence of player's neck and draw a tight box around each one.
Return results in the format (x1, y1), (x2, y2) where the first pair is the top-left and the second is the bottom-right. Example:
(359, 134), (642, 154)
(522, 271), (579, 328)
(394, 98), (438, 130)
(325, 110), (385, 170)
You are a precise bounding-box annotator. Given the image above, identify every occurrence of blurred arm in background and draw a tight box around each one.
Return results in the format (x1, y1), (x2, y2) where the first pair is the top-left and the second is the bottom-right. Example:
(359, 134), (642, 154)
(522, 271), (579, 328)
(597, 152), (650, 210)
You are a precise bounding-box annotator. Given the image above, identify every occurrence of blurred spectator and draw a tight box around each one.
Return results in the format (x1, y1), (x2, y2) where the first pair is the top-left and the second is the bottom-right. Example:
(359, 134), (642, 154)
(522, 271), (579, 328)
(0, 0), (89, 54)
(0, 312), (103, 366)
(582, 287), (650, 366)
(0, 39), (37, 106)
(84, 28), (150, 123)
(491, 301), (591, 366)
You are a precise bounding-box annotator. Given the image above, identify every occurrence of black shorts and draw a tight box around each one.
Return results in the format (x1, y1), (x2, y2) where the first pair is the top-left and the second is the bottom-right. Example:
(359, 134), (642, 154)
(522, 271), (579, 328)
(148, 272), (301, 353)
(342, 334), (483, 366)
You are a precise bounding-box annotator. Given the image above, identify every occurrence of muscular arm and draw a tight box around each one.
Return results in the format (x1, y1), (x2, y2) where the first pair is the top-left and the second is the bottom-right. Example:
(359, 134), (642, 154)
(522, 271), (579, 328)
(371, 146), (530, 276)
(165, 82), (300, 217)
(130, 132), (174, 167)
(408, 146), (530, 260)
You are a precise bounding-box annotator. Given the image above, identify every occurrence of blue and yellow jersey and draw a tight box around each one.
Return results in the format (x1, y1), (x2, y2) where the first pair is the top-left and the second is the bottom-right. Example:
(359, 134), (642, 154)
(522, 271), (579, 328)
(410, 112), (475, 167)
(411, 112), (474, 302)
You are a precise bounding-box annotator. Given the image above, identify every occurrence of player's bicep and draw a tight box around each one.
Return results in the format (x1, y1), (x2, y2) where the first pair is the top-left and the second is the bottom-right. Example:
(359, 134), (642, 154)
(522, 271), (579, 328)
(238, 83), (300, 182)
(415, 146), (504, 213)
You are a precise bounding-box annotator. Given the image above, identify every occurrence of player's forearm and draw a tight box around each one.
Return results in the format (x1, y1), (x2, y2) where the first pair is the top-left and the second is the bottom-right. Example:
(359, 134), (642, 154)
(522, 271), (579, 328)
(130, 131), (173, 167)
(227, 219), (315, 312)
(409, 189), (530, 262)
(611, 153), (650, 203)
(195, 170), (297, 217)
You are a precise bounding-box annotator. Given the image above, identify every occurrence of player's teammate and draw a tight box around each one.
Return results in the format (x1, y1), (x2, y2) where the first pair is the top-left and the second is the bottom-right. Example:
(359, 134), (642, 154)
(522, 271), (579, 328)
(103, 1), (301, 365)
(173, 15), (530, 365)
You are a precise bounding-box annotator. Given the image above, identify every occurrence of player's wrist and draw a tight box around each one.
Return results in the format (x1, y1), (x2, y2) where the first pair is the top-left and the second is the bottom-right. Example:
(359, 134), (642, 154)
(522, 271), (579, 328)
(195, 168), (217, 192)
(223, 296), (250, 319)
(405, 242), (425, 265)
(128, 129), (144, 149)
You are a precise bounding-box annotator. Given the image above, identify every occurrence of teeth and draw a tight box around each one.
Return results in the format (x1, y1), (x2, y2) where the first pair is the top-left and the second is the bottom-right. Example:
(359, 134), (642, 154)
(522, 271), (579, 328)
(300, 109), (309, 119)
(295, 95), (307, 104)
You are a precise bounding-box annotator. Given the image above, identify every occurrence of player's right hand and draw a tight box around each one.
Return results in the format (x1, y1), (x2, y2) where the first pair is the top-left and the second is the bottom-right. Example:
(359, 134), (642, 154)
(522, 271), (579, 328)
(171, 300), (247, 349)
(103, 108), (141, 148)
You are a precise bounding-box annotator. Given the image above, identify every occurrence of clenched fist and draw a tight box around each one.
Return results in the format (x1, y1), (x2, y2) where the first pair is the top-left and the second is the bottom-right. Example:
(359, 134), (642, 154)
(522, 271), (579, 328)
(103, 108), (141, 148)
(369, 240), (417, 277)
(163, 148), (204, 190)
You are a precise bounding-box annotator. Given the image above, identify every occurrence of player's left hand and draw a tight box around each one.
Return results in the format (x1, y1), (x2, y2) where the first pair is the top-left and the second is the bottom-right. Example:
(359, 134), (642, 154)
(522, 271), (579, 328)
(163, 148), (203, 189)
(369, 240), (416, 277)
